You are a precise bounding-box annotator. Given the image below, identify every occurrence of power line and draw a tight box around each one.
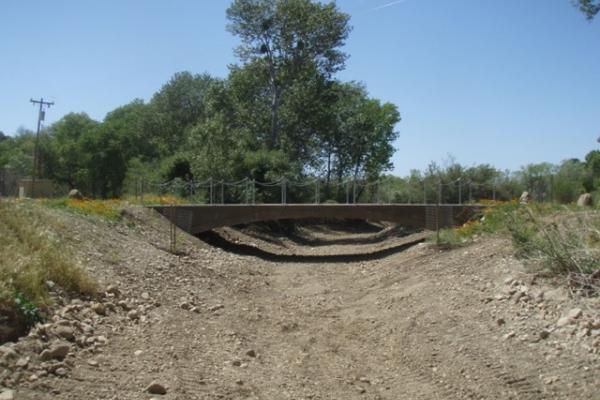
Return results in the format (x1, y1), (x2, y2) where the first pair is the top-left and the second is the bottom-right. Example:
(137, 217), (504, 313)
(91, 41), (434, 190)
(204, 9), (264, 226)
(30, 97), (54, 197)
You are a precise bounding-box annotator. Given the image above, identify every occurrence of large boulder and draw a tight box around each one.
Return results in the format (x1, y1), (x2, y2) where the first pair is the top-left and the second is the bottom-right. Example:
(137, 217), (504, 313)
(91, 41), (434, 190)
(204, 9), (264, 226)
(519, 191), (532, 204)
(577, 193), (593, 207)
(68, 189), (83, 200)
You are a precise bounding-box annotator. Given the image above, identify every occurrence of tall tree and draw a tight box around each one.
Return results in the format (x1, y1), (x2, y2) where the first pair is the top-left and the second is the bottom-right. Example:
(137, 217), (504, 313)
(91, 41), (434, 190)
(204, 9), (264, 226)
(226, 0), (351, 149)
(49, 113), (98, 188)
(322, 82), (400, 183)
(576, 0), (600, 19)
(150, 72), (216, 155)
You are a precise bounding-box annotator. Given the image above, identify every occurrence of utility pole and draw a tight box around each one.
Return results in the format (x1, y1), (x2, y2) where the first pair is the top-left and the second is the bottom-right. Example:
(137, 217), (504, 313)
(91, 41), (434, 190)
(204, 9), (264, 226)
(30, 98), (54, 197)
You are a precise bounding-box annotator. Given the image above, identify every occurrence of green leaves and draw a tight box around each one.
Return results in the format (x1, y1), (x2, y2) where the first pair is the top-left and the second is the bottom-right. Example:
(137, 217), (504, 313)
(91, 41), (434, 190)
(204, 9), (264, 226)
(576, 0), (600, 20)
(226, 0), (351, 148)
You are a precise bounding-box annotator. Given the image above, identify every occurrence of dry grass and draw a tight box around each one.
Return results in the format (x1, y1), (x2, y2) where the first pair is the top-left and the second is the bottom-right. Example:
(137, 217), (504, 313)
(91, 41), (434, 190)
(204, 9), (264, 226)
(506, 206), (600, 294)
(433, 203), (600, 295)
(0, 200), (96, 316)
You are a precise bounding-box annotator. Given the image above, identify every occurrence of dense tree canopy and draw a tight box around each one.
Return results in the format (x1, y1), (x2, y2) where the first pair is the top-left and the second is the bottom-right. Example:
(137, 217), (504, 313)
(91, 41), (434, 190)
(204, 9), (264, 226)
(0, 0), (401, 199)
(227, 0), (351, 148)
(1, 0), (597, 203)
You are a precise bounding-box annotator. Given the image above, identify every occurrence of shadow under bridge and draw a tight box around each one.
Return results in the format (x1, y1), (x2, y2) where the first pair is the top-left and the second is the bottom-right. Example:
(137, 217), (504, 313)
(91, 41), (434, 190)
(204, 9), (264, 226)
(149, 204), (487, 235)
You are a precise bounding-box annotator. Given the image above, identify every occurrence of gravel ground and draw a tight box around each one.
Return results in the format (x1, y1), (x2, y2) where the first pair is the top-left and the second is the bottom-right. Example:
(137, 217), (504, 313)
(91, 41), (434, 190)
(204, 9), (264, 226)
(1, 205), (599, 399)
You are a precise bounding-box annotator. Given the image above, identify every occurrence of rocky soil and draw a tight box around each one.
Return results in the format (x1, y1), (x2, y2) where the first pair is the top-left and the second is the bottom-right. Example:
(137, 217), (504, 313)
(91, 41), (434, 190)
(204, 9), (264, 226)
(1, 205), (599, 399)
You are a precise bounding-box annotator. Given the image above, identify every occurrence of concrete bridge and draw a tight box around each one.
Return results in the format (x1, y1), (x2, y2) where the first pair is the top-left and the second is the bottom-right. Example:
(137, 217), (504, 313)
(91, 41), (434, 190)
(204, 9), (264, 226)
(151, 204), (486, 235)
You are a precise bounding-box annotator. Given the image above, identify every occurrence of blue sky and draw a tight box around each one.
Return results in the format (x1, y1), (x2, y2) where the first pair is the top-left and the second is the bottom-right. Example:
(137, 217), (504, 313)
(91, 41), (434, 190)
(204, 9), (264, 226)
(1, 0), (599, 175)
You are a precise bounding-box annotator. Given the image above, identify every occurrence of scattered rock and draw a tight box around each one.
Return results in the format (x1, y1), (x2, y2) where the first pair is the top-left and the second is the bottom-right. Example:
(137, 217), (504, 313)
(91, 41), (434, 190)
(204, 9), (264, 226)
(539, 330), (550, 340)
(576, 193), (593, 207)
(0, 389), (15, 400)
(68, 189), (84, 199)
(543, 376), (560, 385)
(54, 326), (75, 341)
(246, 349), (256, 358)
(106, 285), (121, 297)
(55, 367), (68, 377)
(91, 303), (106, 316)
(40, 343), (70, 361)
(556, 317), (572, 328)
(87, 360), (99, 367)
(232, 360), (242, 367)
(519, 191), (532, 204)
(209, 304), (224, 312)
(146, 381), (167, 395)
(117, 300), (131, 311)
(127, 310), (140, 320)
(0, 346), (18, 361)
(134, 350), (143, 356)
(544, 288), (568, 302)
(141, 292), (150, 300)
(496, 318), (505, 326)
(502, 331), (515, 340)
(567, 308), (582, 320)
(15, 357), (29, 368)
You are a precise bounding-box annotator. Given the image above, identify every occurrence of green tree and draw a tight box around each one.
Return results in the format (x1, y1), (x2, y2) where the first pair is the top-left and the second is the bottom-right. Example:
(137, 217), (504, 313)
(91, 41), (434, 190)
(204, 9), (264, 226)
(584, 150), (600, 190)
(576, 0), (600, 19)
(324, 82), (400, 183)
(1, 128), (35, 178)
(553, 158), (587, 202)
(149, 72), (216, 156)
(516, 163), (556, 201)
(226, 0), (351, 149)
(49, 113), (98, 189)
(78, 124), (127, 198)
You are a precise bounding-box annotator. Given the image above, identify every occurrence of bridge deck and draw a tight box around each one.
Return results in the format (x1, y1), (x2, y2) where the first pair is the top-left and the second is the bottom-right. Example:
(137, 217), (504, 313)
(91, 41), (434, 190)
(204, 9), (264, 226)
(150, 203), (486, 234)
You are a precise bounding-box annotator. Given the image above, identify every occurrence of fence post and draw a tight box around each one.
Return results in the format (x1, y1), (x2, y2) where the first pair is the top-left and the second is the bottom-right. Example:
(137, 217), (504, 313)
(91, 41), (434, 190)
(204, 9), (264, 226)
(346, 181), (350, 204)
(376, 180), (381, 204)
(169, 205), (177, 254)
(245, 179), (250, 204)
(353, 180), (357, 204)
(251, 179), (255, 204)
(458, 181), (462, 204)
(315, 179), (319, 204)
(436, 181), (442, 242)
(281, 178), (286, 204)
(469, 183), (473, 203)
(209, 178), (213, 205)
(140, 178), (144, 205)
(423, 181), (427, 204)
(492, 183), (496, 202)
(220, 180), (224, 204)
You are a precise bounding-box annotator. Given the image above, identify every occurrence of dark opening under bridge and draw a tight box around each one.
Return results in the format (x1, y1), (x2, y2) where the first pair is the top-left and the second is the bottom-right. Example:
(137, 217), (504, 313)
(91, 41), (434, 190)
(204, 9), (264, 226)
(151, 204), (487, 235)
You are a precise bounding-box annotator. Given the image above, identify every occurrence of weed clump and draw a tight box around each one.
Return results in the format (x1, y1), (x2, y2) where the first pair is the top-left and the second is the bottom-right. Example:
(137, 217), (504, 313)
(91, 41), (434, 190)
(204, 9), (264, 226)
(506, 207), (600, 294)
(433, 201), (600, 294)
(0, 200), (96, 341)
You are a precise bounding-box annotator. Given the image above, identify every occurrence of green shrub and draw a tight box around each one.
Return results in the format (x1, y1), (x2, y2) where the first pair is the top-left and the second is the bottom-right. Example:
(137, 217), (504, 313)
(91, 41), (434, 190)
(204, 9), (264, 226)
(506, 206), (600, 277)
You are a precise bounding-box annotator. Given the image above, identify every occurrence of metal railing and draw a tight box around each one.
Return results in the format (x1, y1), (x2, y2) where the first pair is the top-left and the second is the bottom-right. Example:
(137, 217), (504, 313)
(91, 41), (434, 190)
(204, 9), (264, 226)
(132, 176), (515, 206)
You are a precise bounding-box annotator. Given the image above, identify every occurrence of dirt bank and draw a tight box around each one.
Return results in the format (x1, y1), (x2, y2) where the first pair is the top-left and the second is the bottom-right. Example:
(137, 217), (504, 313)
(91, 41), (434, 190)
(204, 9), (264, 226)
(1, 206), (599, 399)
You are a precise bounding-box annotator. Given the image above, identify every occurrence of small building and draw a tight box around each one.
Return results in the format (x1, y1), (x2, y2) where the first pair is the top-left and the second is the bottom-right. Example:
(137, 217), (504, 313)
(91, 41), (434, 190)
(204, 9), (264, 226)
(18, 178), (55, 198)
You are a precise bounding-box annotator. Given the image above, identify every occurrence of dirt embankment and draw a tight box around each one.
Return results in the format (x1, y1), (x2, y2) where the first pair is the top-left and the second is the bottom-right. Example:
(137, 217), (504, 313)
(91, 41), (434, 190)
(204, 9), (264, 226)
(1, 206), (599, 399)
